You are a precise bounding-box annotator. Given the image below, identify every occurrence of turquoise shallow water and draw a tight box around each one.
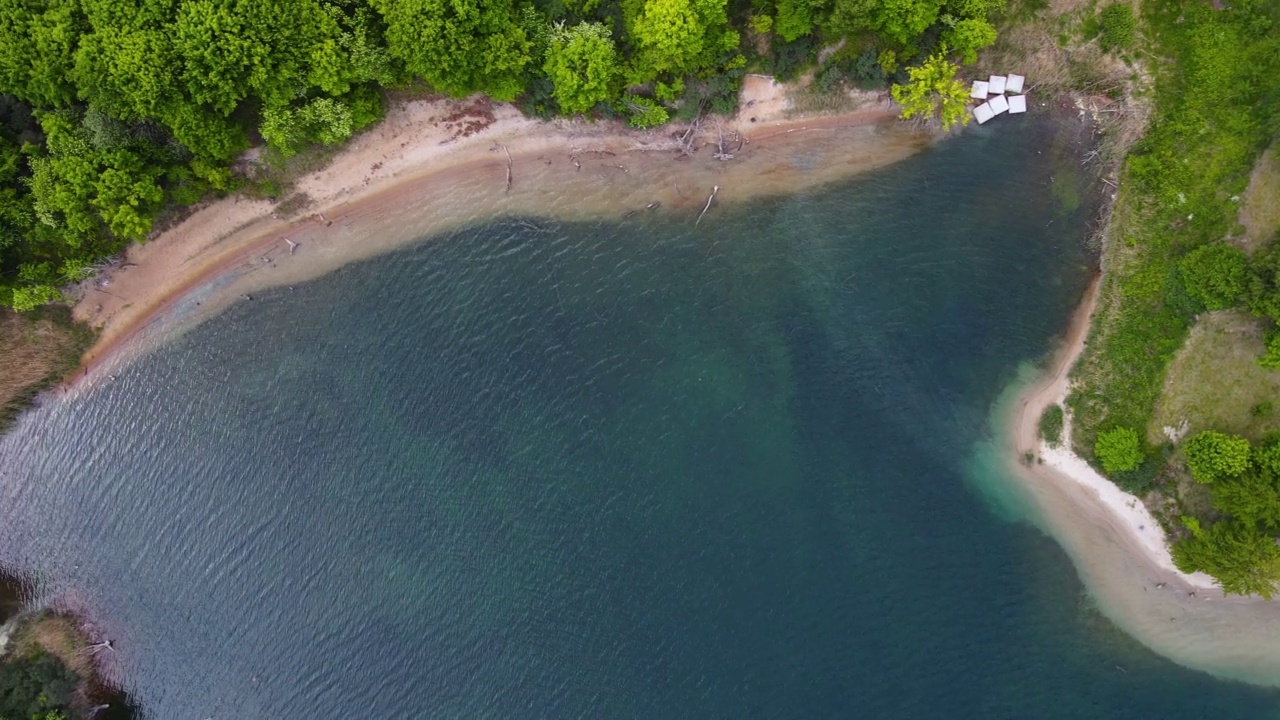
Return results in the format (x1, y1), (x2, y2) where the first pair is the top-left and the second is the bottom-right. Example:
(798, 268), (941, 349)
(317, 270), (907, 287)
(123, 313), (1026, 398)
(3, 116), (1280, 718)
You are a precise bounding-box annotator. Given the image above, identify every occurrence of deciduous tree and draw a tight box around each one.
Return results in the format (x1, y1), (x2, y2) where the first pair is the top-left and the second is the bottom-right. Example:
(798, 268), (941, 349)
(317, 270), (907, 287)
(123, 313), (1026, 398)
(1094, 426), (1143, 473)
(1184, 429), (1252, 483)
(371, 0), (531, 100)
(890, 51), (969, 129)
(544, 22), (619, 114)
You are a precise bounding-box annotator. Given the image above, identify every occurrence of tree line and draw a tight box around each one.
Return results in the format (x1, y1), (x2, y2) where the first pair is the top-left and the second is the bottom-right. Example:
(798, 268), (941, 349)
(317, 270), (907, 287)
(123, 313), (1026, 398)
(0, 0), (1001, 310)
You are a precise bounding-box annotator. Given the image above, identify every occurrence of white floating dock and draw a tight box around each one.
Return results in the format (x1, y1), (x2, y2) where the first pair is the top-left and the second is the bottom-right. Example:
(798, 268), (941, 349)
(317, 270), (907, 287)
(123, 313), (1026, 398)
(1008, 94), (1027, 114)
(970, 80), (989, 99)
(1006, 74), (1025, 94)
(988, 75), (1007, 95)
(973, 102), (995, 124)
(989, 94), (1010, 116)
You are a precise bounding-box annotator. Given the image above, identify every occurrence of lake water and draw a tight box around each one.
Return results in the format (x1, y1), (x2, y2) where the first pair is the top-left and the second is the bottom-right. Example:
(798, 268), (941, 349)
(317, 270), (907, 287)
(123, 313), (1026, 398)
(3, 116), (1280, 718)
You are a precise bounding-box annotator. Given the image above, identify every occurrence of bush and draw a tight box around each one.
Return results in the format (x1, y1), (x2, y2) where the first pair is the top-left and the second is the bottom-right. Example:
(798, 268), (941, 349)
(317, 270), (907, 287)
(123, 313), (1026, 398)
(1095, 426), (1144, 473)
(1100, 4), (1136, 51)
(1039, 404), (1064, 445)
(0, 650), (77, 719)
(1184, 430), (1252, 483)
(1259, 332), (1280, 370)
(1179, 243), (1248, 311)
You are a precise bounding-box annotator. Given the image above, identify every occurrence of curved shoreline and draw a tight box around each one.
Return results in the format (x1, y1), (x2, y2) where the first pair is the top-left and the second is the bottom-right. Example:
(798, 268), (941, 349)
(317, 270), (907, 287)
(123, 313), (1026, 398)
(1006, 280), (1280, 687)
(68, 88), (927, 385)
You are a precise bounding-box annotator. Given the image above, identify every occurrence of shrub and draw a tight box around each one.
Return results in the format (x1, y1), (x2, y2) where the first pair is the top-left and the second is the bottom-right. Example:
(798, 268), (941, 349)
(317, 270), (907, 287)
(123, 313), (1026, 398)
(1039, 404), (1064, 445)
(622, 97), (669, 128)
(1183, 430), (1252, 483)
(1179, 243), (1249, 311)
(1259, 332), (1280, 370)
(1095, 426), (1144, 473)
(1100, 4), (1136, 51)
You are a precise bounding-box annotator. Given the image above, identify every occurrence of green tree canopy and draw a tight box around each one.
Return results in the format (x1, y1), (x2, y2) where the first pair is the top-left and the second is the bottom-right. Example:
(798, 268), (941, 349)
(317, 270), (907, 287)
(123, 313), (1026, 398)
(625, 0), (736, 82)
(1179, 242), (1248, 311)
(0, 0), (84, 107)
(26, 111), (165, 244)
(1094, 426), (1143, 473)
(372, 0), (531, 100)
(1184, 429), (1252, 483)
(1210, 469), (1280, 532)
(1173, 519), (1280, 598)
(1249, 243), (1280, 321)
(944, 17), (997, 64)
(890, 51), (969, 130)
(544, 22), (619, 114)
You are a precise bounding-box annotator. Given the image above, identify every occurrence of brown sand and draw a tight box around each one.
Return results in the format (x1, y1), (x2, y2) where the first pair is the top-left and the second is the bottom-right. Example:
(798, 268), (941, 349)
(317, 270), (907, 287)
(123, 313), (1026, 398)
(1008, 280), (1280, 687)
(69, 89), (921, 382)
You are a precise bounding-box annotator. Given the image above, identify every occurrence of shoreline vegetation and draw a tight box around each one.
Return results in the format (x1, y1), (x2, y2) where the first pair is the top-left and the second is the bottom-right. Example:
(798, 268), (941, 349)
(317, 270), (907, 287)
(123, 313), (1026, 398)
(0, 577), (133, 720)
(0, 0), (1278, 700)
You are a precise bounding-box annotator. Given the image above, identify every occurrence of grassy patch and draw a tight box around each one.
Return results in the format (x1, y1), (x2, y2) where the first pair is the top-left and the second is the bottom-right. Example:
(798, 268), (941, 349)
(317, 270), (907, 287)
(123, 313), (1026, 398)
(1149, 310), (1280, 443)
(1236, 142), (1280, 254)
(1039, 404), (1065, 445)
(0, 306), (95, 432)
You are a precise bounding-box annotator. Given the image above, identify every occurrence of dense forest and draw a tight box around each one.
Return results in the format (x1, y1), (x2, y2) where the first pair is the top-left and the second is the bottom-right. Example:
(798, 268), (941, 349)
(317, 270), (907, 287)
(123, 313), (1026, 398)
(0, 0), (1000, 310)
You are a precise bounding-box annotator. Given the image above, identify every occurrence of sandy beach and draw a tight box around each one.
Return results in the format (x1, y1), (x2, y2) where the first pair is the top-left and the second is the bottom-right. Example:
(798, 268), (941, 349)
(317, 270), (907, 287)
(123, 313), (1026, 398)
(1007, 280), (1280, 687)
(68, 80), (929, 382)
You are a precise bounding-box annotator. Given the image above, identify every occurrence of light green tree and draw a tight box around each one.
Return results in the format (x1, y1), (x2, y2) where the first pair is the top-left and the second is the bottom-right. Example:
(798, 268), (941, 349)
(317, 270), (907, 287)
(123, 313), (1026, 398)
(890, 51), (970, 130)
(544, 22), (620, 114)
(1173, 519), (1280, 598)
(824, 0), (944, 48)
(26, 112), (165, 243)
(1259, 333), (1280, 370)
(1210, 470), (1280, 532)
(626, 0), (735, 82)
(1184, 430), (1252, 483)
(1093, 426), (1143, 473)
(1180, 243), (1248, 311)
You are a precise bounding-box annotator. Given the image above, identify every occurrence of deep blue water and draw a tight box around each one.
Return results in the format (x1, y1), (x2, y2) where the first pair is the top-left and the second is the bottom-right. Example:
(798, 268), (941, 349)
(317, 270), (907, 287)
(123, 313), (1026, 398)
(3, 116), (1280, 718)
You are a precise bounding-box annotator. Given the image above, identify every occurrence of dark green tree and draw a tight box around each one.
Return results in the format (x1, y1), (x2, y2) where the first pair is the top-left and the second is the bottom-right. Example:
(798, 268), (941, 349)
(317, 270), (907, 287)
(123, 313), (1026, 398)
(372, 0), (531, 100)
(1180, 242), (1248, 311)
(544, 22), (620, 114)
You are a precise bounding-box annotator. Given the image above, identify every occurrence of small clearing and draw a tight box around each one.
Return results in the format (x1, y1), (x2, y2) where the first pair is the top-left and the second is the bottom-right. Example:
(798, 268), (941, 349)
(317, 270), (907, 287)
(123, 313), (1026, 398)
(1149, 309), (1280, 445)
